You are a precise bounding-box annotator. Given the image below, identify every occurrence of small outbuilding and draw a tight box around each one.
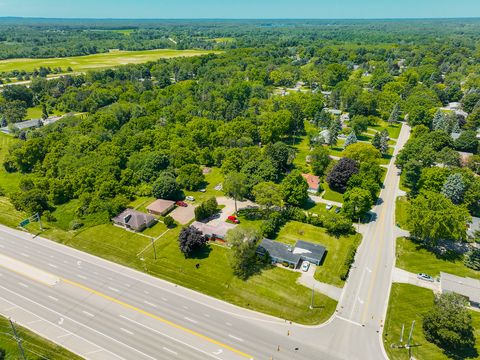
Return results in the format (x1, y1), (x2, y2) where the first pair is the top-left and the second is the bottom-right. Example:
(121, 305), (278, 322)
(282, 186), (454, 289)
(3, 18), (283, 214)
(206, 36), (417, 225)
(112, 209), (156, 232)
(146, 199), (175, 216)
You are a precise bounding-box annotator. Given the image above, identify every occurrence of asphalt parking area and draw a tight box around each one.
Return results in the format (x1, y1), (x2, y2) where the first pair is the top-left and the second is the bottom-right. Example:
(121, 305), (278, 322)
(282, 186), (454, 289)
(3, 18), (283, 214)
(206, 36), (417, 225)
(170, 205), (196, 224)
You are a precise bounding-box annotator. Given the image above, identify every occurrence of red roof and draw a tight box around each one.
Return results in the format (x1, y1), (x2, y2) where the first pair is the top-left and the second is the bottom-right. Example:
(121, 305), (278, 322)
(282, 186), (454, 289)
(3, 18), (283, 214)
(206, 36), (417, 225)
(302, 173), (320, 191)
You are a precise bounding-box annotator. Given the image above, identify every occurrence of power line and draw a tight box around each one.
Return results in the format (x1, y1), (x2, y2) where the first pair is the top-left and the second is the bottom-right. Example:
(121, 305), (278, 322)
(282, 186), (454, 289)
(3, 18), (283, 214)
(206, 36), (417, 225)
(9, 318), (26, 360)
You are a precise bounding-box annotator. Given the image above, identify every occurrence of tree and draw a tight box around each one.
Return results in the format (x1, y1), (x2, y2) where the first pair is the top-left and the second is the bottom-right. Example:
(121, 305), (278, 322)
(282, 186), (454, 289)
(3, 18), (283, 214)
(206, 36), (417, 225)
(164, 215), (175, 228)
(151, 172), (181, 200)
(343, 187), (373, 220)
(379, 129), (389, 155)
(41, 103), (49, 120)
(177, 164), (204, 191)
(442, 173), (466, 205)
(252, 182), (282, 211)
(403, 160), (422, 194)
(387, 103), (400, 124)
(280, 170), (309, 206)
(407, 191), (470, 244)
(310, 146), (331, 176)
(350, 115), (369, 135)
(344, 131), (357, 149)
(327, 118), (341, 146)
(454, 130), (479, 153)
(436, 147), (461, 168)
(423, 293), (475, 354)
(326, 158), (359, 193)
(264, 141), (294, 174)
(223, 171), (248, 213)
(463, 249), (480, 270)
(432, 109), (448, 132)
(194, 197), (218, 221)
(227, 227), (261, 279)
(343, 143), (381, 163)
(322, 64), (349, 87)
(371, 132), (381, 150)
(178, 226), (208, 257)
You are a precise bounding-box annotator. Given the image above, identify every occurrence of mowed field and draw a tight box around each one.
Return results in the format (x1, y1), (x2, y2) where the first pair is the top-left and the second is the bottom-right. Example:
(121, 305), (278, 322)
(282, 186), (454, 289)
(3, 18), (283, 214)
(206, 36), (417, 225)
(0, 49), (215, 73)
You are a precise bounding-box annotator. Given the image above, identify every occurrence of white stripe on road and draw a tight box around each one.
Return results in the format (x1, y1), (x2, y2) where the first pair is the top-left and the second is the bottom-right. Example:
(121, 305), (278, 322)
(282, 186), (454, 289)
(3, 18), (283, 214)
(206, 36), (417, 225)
(82, 311), (95, 318)
(19, 282), (29, 288)
(20, 253), (30, 258)
(163, 347), (178, 356)
(48, 296), (59, 302)
(77, 274), (87, 280)
(228, 334), (244, 342)
(336, 315), (363, 327)
(48, 263), (57, 268)
(120, 327), (134, 335)
(108, 286), (120, 293)
(184, 317), (198, 324)
(144, 300), (158, 308)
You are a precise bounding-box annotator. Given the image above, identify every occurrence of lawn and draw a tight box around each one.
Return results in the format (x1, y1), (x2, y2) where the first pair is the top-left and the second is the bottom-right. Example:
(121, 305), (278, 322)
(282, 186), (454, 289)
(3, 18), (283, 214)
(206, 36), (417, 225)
(369, 121), (402, 139)
(396, 237), (480, 280)
(275, 221), (361, 287)
(384, 284), (480, 360)
(26, 105), (63, 119)
(0, 49), (216, 74)
(321, 181), (344, 203)
(0, 315), (81, 360)
(395, 196), (409, 230)
(0, 133), (23, 194)
(183, 166), (224, 203)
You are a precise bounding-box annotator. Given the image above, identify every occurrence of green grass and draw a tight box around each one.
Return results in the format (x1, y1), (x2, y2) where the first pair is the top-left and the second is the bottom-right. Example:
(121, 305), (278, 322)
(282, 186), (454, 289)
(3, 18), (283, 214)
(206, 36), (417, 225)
(26, 106), (63, 119)
(184, 167), (224, 203)
(321, 181), (344, 203)
(0, 49), (216, 74)
(211, 37), (235, 43)
(0, 315), (81, 360)
(369, 122), (402, 139)
(395, 196), (409, 230)
(275, 221), (361, 287)
(396, 237), (480, 280)
(384, 284), (480, 360)
(0, 133), (23, 194)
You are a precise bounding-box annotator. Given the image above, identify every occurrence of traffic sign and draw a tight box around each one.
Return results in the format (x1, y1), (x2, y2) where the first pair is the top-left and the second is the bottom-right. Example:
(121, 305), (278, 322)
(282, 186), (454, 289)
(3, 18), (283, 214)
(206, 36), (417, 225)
(19, 219), (30, 227)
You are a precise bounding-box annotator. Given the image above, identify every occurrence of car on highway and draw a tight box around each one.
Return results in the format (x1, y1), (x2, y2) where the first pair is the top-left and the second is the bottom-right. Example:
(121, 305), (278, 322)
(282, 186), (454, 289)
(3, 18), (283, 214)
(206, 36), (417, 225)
(301, 261), (310, 272)
(326, 203), (333, 210)
(176, 201), (188, 207)
(185, 196), (195, 201)
(417, 273), (434, 282)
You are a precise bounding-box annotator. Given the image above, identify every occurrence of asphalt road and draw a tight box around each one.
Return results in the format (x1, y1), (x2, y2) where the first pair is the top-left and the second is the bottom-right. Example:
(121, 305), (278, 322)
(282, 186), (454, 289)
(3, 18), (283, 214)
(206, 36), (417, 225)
(0, 124), (411, 360)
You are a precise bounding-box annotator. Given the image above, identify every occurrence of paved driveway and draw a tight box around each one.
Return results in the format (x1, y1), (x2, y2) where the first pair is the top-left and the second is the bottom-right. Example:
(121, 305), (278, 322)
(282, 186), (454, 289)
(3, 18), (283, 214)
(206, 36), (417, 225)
(170, 205), (196, 225)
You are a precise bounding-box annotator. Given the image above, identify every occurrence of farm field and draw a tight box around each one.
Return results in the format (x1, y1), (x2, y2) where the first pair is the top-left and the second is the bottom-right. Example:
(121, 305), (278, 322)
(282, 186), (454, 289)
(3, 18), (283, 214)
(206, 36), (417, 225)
(0, 48), (216, 73)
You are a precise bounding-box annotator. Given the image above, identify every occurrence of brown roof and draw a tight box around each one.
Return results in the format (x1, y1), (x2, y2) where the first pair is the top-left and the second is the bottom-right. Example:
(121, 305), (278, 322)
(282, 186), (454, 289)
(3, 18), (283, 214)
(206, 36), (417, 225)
(301, 173), (320, 190)
(146, 199), (175, 213)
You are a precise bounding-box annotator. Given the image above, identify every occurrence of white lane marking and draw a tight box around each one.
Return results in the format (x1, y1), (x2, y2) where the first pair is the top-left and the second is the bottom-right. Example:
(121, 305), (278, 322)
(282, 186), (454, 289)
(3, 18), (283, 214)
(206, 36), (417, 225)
(48, 296), (59, 302)
(119, 315), (223, 360)
(49, 255), (54, 258)
(144, 300), (158, 308)
(77, 274), (87, 280)
(58, 317), (64, 325)
(120, 327), (134, 335)
(77, 261), (82, 266)
(161, 297), (167, 302)
(336, 315), (363, 327)
(183, 305), (189, 310)
(18, 282), (28, 288)
(48, 263), (57, 269)
(184, 317), (198, 324)
(163, 347), (178, 356)
(357, 296), (364, 305)
(108, 286), (120, 293)
(27, 319), (42, 325)
(57, 333), (71, 339)
(82, 311), (95, 318)
(20, 253), (30, 258)
(366, 267), (372, 273)
(228, 334), (244, 342)
(213, 349), (223, 355)
(85, 349), (103, 355)
(225, 322), (232, 326)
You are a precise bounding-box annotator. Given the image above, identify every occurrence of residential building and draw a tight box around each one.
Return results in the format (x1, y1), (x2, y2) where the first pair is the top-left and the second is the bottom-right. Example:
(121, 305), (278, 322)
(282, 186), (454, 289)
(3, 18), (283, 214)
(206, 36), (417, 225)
(256, 239), (326, 268)
(302, 173), (320, 194)
(191, 221), (236, 241)
(146, 199), (175, 216)
(112, 209), (156, 232)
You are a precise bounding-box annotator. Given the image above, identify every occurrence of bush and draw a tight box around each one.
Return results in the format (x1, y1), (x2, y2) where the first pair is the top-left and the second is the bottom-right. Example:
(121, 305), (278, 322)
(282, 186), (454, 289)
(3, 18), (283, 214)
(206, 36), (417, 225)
(194, 197), (218, 221)
(463, 249), (480, 270)
(178, 226), (208, 257)
(340, 246), (357, 280)
(163, 215), (175, 228)
(42, 210), (57, 222)
(69, 219), (84, 230)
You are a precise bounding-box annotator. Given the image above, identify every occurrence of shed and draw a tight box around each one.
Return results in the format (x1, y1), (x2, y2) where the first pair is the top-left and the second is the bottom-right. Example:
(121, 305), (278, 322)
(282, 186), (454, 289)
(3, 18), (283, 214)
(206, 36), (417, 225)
(146, 199), (175, 216)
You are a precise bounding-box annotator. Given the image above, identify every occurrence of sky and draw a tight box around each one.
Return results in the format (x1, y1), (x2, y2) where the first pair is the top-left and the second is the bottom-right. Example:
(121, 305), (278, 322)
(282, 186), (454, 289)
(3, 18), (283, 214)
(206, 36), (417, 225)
(0, 0), (479, 19)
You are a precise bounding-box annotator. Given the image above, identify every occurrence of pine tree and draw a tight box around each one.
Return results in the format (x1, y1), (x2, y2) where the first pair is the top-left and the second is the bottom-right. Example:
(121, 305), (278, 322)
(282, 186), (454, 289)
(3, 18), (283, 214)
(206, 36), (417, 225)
(380, 129), (390, 155)
(388, 103), (400, 124)
(344, 131), (357, 149)
(328, 118), (341, 146)
(432, 109), (448, 132)
(371, 132), (381, 150)
(464, 249), (480, 270)
(441, 173), (465, 205)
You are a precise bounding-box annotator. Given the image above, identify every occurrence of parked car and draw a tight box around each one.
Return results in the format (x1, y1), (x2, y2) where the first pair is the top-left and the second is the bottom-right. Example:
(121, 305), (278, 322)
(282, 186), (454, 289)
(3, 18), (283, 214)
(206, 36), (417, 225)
(301, 261), (310, 272)
(326, 203), (333, 210)
(417, 273), (434, 282)
(335, 207), (341, 214)
(176, 201), (188, 207)
(227, 215), (240, 224)
(185, 196), (195, 201)
(199, 189), (206, 193)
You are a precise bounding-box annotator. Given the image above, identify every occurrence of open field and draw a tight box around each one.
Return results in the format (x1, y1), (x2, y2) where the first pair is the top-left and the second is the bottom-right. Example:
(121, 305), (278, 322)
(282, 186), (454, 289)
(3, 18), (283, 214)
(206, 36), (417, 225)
(0, 49), (216, 73)
(396, 237), (480, 280)
(0, 315), (82, 360)
(275, 221), (361, 287)
(384, 284), (480, 360)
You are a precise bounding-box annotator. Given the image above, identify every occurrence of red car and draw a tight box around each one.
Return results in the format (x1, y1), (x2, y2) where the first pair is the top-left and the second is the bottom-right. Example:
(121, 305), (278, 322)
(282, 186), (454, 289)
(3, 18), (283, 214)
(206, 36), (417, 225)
(176, 201), (188, 207)
(227, 215), (240, 224)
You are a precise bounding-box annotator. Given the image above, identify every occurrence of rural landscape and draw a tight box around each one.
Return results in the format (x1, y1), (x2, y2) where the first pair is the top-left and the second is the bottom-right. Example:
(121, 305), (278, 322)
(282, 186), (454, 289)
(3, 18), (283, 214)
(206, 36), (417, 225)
(0, 5), (479, 360)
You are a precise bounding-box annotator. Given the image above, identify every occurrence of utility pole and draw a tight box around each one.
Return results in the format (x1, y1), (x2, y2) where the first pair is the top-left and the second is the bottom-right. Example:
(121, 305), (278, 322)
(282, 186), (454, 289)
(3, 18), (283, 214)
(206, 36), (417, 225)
(309, 285), (315, 309)
(9, 319), (26, 360)
(399, 323), (405, 344)
(151, 238), (157, 260)
(36, 213), (43, 231)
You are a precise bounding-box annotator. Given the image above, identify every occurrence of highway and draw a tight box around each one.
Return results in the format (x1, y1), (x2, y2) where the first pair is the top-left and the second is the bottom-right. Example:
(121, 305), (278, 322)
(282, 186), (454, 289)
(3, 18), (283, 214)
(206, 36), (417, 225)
(0, 124), (411, 360)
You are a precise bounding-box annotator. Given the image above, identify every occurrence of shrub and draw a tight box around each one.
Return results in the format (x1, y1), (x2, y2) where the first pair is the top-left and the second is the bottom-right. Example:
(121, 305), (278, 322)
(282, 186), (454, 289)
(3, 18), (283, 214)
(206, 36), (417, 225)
(69, 219), (84, 230)
(194, 197), (218, 221)
(178, 226), (208, 257)
(163, 215), (175, 228)
(463, 249), (480, 270)
(340, 246), (357, 280)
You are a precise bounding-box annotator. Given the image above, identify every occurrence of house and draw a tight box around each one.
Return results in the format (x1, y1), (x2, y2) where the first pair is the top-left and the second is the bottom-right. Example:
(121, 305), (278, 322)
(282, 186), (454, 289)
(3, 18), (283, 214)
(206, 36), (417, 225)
(256, 239), (326, 268)
(112, 209), (156, 232)
(340, 113), (350, 123)
(440, 272), (480, 308)
(302, 173), (320, 194)
(191, 221), (236, 241)
(146, 199), (175, 216)
(1, 119), (42, 134)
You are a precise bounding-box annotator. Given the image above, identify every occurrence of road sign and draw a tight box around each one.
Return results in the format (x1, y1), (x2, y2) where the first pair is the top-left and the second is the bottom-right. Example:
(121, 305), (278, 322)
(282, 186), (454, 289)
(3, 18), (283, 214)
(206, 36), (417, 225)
(19, 219), (30, 227)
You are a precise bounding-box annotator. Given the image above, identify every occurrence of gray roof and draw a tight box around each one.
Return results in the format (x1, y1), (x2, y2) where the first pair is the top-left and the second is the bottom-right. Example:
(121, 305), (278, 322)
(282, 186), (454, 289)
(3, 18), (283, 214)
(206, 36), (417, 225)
(440, 272), (480, 304)
(112, 209), (155, 230)
(257, 239), (326, 265)
(12, 119), (42, 130)
(294, 240), (327, 262)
